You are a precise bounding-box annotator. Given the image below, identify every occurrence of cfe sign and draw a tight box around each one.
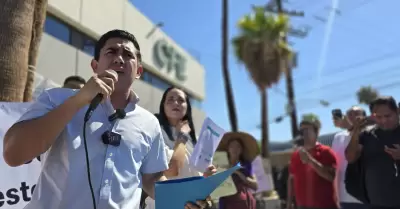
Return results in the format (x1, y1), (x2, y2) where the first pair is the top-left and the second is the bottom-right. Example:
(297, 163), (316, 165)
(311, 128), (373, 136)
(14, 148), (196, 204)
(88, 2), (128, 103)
(153, 39), (187, 81)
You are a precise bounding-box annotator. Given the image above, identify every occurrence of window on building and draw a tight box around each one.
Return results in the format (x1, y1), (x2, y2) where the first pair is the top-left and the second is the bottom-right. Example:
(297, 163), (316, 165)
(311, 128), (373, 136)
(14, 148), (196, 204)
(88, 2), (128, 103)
(82, 38), (95, 56)
(43, 14), (203, 109)
(141, 68), (203, 109)
(188, 95), (203, 109)
(141, 68), (171, 91)
(151, 76), (171, 91)
(44, 14), (96, 56)
(44, 15), (71, 44)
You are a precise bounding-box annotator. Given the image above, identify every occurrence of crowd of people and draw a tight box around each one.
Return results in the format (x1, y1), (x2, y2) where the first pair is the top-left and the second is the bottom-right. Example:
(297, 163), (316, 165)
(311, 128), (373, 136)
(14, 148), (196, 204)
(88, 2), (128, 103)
(2, 29), (261, 209)
(275, 96), (400, 209)
(7, 27), (400, 209)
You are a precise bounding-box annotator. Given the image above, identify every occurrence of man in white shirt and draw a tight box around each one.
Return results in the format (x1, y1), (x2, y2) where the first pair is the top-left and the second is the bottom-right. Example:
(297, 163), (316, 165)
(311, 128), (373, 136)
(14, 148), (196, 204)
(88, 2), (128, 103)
(3, 29), (207, 209)
(331, 106), (368, 209)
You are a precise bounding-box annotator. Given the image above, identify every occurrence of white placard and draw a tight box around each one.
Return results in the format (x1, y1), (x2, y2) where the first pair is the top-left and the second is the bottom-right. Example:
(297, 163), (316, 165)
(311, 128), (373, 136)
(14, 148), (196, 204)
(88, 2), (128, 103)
(252, 155), (274, 193)
(189, 117), (225, 172)
(0, 102), (42, 209)
(210, 152), (237, 199)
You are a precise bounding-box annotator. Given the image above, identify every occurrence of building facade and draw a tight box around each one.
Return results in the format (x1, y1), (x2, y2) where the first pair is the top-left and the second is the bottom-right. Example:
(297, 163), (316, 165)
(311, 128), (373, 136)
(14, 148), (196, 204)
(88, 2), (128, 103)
(33, 0), (206, 131)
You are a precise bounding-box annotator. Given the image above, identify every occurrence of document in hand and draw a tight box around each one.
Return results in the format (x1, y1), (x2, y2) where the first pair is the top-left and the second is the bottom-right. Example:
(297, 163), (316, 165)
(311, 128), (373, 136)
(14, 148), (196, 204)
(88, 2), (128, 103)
(189, 117), (226, 172)
(251, 155), (274, 193)
(155, 163), (241, 209)
(210, 152), (237, 199)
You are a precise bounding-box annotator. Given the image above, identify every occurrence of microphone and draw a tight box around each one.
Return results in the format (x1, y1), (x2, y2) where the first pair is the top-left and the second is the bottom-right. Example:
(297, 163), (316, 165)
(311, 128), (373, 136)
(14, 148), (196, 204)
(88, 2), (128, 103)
(84, 70), (118, 122)
(84, 94), (104, 122)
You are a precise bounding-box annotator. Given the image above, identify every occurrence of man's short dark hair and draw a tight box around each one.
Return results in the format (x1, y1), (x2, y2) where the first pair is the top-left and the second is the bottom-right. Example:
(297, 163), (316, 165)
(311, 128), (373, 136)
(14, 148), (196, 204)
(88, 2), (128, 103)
(63, 75), (86, 85)
(94, 29), (141, 63)
(369, 96), (398, 113)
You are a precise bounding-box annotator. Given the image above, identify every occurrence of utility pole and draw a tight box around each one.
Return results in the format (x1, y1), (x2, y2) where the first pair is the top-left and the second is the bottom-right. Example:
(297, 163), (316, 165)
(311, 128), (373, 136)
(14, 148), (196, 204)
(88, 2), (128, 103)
(267, 0), (308, 139)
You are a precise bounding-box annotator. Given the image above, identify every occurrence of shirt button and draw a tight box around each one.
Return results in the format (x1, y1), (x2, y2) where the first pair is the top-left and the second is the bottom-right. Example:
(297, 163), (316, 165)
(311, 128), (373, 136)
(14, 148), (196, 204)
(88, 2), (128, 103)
(109, 153), (113, 157)
(105, 179), (109, 184)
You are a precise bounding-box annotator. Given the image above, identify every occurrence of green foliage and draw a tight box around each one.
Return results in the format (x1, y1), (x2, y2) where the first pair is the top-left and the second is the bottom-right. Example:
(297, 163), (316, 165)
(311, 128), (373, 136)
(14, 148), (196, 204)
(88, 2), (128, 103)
(232, 6), (292, 64)
(357, 86), (379, 105)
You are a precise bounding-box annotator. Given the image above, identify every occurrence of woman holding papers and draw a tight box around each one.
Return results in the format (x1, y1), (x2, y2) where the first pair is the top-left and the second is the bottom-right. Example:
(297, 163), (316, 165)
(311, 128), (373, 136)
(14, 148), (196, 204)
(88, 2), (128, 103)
(217, 132), (259, 209)
(143, 87), (216, 209)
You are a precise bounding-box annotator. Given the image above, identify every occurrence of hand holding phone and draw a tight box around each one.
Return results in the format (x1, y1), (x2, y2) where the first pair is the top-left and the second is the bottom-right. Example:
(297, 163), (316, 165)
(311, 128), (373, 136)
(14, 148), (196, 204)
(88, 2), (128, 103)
(332, 109), (343, 119)
(332, 109), (346, 128)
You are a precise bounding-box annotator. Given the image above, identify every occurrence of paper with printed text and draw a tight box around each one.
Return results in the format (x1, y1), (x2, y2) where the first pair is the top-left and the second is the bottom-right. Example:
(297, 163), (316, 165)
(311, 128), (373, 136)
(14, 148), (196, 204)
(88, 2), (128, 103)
(189, 117), (226, 172)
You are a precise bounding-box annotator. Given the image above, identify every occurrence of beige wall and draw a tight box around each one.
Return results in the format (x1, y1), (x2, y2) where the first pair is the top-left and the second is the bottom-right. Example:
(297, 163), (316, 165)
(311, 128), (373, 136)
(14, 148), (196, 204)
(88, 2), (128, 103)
(36, 34), (206, 132)
(46, 0), (205, 100)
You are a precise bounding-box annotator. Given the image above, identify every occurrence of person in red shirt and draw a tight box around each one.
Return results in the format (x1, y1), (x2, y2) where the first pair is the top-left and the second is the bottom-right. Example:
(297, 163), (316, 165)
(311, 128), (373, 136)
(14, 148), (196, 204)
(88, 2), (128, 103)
(287, 118), (339, 209)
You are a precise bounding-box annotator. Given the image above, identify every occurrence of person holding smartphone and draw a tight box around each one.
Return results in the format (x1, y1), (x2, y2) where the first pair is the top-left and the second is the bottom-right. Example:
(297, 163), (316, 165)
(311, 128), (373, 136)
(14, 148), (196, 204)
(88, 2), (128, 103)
(345, 96), (400, 209)
(288, 118), (339, 209)
(331, 106), (369, 209)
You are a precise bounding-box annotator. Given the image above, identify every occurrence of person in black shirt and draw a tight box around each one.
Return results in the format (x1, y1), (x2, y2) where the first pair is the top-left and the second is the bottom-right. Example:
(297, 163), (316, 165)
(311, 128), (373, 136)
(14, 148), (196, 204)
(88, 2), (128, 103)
(345, 96), (400, 209)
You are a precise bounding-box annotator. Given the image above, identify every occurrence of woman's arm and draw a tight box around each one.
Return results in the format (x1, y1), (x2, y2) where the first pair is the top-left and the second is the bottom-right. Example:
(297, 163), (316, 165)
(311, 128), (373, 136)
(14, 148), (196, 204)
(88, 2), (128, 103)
(234, 171), (258, 191)
(163, 133), (188, 177)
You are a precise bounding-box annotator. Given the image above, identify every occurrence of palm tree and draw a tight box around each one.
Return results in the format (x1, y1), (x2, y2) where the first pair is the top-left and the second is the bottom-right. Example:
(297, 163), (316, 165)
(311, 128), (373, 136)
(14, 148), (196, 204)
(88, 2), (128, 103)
(25, 0), (48, 102)
(357, 86), (379, 105)
(221, 0), (238, 131)
(0, 0), (47, 102)
(232, 7), (292, 158)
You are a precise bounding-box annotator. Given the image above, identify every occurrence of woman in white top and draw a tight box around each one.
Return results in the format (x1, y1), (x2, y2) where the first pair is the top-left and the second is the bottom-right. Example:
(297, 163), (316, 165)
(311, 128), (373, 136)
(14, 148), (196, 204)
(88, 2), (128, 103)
(142, 87), (216, 209)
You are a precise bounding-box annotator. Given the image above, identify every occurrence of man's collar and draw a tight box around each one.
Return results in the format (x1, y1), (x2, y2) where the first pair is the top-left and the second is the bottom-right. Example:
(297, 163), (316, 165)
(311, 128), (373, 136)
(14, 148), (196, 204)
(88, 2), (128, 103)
(129, 90), (140, 104)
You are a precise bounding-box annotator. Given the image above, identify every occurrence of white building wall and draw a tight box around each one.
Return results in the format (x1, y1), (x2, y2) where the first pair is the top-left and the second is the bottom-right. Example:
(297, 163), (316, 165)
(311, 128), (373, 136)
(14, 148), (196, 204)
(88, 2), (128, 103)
(36, 0), (207, 131)
(46, 0), (205, 100)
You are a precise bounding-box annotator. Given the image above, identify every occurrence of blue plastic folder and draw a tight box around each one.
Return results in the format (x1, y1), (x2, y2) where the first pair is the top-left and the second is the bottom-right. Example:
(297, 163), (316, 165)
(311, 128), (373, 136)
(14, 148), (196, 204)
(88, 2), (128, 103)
(154, 163), (241, 209)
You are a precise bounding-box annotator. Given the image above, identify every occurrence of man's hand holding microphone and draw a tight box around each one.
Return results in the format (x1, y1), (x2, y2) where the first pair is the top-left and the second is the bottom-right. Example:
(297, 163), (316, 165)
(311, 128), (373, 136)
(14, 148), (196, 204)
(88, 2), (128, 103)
(73, 70), (118, 108)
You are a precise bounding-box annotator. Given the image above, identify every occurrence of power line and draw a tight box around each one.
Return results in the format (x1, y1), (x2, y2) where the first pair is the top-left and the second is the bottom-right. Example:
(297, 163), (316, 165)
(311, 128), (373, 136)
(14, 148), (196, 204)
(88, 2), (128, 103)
(297, 80), (400, 111)
(273, 64), (400, 97)
(295, 49), (400, 82)
(345, 0), (375, 13)
(299, 65), (400, 95)
(288, 0), (398, 82)
(266, 79), (400, 126)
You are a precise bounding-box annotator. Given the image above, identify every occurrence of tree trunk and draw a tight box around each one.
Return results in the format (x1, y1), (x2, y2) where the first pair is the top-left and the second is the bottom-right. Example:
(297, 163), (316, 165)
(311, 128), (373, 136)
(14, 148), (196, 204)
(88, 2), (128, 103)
(286, 70), (299, 139)
(261, 88), (270, 158)
(24, 0), (48, 102)
(0, 0), (36, 102)
(222, 0), (238, 132)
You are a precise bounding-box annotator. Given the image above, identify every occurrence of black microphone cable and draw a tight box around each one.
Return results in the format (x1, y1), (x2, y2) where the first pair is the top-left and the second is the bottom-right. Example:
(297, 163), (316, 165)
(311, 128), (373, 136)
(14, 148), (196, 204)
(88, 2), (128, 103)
(83, 93), (103, 209)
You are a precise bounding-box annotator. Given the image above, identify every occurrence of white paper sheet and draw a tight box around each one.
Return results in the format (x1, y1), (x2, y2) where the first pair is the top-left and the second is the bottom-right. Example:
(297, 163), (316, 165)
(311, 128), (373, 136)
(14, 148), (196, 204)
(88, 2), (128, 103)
(251, 155), (274, 193)
(210, 152), (237, 199)
(189, 117), (225, 172)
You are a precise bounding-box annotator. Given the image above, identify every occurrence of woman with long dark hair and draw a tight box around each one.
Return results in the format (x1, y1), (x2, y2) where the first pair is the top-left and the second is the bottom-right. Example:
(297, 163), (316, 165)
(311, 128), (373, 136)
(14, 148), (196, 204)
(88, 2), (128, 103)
(143, 87), (215, 209)
(217, 132), (259, 209)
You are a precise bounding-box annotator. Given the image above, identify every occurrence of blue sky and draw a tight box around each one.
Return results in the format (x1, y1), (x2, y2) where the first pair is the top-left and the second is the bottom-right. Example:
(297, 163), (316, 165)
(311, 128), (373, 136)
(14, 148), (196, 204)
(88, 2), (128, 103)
(131, 0), (400, 142)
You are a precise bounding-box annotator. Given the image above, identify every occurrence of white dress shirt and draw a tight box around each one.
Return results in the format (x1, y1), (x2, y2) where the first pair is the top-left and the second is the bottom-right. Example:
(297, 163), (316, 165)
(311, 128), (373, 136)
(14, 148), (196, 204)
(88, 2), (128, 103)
(18, 88), (169, 209)
(331, 130), (361, 203)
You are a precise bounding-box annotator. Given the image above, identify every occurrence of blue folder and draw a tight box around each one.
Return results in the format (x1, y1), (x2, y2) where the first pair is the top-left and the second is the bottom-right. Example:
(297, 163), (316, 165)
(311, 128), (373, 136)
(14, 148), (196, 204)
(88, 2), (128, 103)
(154, 164), (241, 209)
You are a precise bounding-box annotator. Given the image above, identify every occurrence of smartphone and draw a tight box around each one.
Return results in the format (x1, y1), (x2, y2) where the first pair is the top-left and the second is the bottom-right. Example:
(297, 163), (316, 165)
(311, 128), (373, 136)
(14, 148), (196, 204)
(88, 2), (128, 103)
(332, 109), (343, 119)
